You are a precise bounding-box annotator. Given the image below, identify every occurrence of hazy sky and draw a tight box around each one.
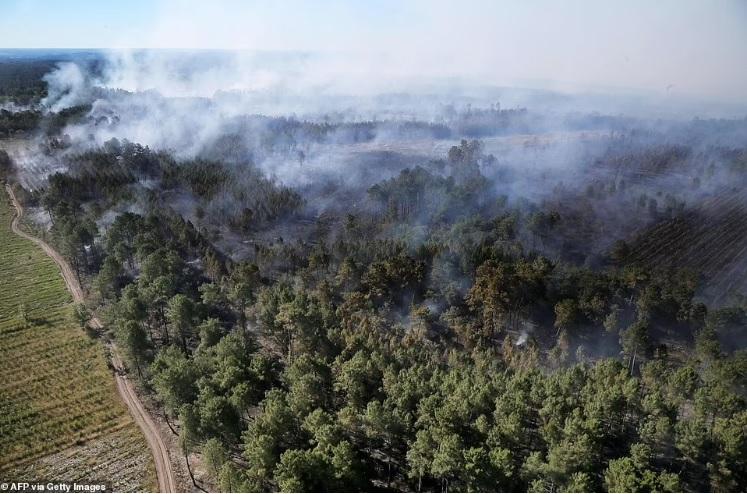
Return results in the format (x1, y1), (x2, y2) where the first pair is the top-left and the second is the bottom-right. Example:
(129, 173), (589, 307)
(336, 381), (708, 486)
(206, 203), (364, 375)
(1, 0), (746, 101)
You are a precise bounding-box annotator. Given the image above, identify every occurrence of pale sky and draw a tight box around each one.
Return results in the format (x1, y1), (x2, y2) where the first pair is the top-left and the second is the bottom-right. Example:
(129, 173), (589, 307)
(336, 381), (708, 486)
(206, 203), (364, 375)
(1, 0), (746, 101)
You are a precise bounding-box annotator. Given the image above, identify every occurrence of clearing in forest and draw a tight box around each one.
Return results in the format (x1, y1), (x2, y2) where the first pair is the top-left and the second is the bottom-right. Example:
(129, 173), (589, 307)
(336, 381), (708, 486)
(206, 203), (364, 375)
(0, 191), (154, 491)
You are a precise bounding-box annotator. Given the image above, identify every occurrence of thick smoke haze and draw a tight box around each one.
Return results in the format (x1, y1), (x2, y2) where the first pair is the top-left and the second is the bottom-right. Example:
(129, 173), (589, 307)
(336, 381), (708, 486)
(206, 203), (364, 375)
(2, 0), (746, 103)
(35, 45), (747, 160)
(5, 2), (747, 268)
(20, 46), (745, 202)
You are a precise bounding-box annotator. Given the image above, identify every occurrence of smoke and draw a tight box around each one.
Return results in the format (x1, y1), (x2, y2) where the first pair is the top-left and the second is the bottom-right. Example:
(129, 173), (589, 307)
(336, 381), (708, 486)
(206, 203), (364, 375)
(66, 91), (225, 158)
(38, 48), (747, 173)
(27, 50), (747, 227)
(0, 101), (31, 112)
(41, 62), (90, 111)
(516, 330), (528, 346)
(4, 42), (745, 313)
(99, 50), (297, 98)
(3, 1), (746, 104)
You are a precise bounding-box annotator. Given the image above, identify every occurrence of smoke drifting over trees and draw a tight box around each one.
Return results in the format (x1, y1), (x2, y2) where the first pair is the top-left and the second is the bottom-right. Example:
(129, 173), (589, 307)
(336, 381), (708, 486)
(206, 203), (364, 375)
(1, 42), (746, 492)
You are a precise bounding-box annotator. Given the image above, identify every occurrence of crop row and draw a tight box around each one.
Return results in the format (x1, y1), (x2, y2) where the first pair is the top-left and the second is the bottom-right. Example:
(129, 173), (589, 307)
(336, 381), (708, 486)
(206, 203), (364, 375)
(0, 197), (151, 488)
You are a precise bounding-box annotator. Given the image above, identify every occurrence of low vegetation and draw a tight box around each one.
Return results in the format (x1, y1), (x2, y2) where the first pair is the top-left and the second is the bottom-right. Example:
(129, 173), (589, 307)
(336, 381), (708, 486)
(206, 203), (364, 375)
(0, 193), (154, 491)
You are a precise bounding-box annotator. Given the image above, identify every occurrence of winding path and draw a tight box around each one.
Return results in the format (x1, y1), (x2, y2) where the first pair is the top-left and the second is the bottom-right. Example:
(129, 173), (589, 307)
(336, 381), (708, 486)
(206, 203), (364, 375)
(5, 184), (177, 493)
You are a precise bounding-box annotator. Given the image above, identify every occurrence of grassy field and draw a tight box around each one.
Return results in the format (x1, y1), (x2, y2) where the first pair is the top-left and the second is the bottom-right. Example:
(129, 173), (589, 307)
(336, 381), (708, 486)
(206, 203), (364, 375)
(0, 192), (154, 490)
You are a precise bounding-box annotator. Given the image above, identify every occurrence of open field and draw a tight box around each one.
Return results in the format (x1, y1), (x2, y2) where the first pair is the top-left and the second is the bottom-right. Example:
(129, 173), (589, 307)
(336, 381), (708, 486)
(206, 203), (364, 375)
(0, 190), (154, 491)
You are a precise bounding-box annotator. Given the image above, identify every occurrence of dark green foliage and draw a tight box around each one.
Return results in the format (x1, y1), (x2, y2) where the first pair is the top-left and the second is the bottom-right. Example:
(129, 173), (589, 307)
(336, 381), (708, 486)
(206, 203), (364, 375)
(0, 59), (55, 102)
(28, 133), (747, 492)
(0, 149), (12, 180)
(0, 109), (41, 136)
(162, 159), (229, 200)
(43, 104), (91, 135)
(368, 141), (492, 224)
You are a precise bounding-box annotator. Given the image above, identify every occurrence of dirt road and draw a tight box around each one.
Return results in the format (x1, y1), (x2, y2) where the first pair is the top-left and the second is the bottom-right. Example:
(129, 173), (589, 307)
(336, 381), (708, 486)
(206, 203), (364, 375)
(5, 184), (177, 493)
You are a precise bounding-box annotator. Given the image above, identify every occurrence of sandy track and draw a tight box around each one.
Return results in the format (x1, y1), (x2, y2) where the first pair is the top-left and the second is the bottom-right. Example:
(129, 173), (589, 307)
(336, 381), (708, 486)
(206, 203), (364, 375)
(5, 184), (177, 493)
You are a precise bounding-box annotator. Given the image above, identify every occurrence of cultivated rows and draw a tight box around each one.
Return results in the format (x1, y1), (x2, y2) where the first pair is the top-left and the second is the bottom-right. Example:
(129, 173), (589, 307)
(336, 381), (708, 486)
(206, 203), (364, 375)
(626, 188), (747, 305)
(0, 195), (153, 489)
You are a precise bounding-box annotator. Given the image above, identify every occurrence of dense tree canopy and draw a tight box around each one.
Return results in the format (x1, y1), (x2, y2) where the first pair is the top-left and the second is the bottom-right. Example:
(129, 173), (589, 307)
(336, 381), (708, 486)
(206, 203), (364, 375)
(8, 110), (746, 493)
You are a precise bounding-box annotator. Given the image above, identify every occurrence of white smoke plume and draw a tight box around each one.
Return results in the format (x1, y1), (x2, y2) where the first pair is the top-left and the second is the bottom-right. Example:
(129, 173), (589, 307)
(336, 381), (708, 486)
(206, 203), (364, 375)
(41, 62), (90, 111)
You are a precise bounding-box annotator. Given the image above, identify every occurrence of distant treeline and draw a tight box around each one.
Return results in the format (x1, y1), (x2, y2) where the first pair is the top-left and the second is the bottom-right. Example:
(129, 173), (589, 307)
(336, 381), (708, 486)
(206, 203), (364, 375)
(0, 60), (55, 103)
